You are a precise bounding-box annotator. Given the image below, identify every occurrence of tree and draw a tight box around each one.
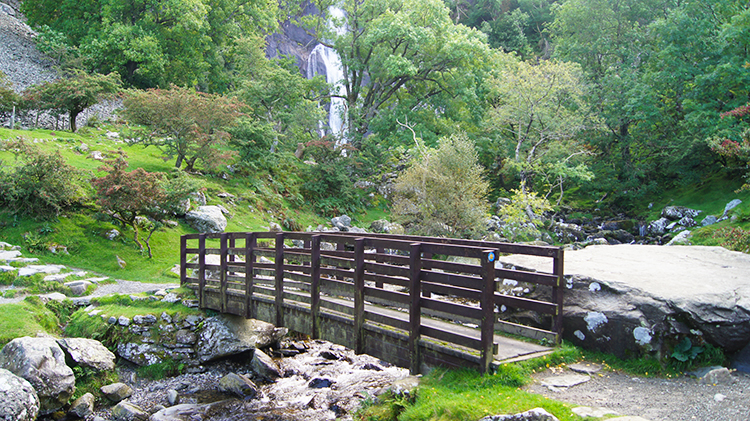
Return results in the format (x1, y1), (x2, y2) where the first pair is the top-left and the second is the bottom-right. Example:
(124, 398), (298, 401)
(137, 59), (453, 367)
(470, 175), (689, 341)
(0, 140), (89, 219)
(122, 86), (245, 172)
(484, 58), (594, 200)
(392, 133), (490, 238)
(23, 71), (121, 132)
(709, 104), (750, 191)
(0, 71), (20, 118)
(304, 0), (491, 146)
(91, 154), (196, 257)
(22, 0), (280, 89)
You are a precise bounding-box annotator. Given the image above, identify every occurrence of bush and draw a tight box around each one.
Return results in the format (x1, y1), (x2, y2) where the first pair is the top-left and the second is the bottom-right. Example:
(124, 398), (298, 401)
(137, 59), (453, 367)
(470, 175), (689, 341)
(713, 227), (750, 253)
(300, 141), (364, 217)
(0, 140), (90, 219)
(392, 133), (490, 238)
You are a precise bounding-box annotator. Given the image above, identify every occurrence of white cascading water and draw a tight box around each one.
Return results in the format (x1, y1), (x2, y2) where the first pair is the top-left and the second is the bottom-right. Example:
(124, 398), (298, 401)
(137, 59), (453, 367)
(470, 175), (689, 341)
(307, 7), (348, 143)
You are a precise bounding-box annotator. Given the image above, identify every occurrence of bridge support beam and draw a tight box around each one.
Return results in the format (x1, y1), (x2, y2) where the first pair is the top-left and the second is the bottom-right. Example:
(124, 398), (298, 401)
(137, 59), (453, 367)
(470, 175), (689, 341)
(409, 242), (422, 375)
(480, 250), (496, 374)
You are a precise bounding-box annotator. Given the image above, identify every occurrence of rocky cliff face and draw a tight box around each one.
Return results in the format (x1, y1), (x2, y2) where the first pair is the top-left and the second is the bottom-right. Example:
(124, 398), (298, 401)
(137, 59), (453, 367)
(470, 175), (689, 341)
(0, 2), (56, 93)
(265, 2), (321, 77)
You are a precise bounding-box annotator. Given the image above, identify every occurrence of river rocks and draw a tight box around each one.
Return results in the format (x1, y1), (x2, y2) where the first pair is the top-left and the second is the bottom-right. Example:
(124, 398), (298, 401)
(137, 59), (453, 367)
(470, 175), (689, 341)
(219, 373), (259, 399)
(57, 338), (116, 371)
(661, 206), (700, 220)
(185, 206), (227, 233)
(331, 215), (352, 231)
(0, 337), (76, 415)
(68, 392), (95, 418)
(251, 349), (281, 381)
(101, 382), (134, 403)
(479, 408), (560, 421)
(499, 245), (750, 358)
(0, 368), (39, 421)
(721, 199), (742, 218)
(112, 401), (148, 421)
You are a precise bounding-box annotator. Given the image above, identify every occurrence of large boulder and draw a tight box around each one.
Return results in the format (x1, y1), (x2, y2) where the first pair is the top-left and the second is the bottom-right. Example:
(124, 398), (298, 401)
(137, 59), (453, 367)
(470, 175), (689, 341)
(185, 206), (227, 233)
(196, 315), (287, 363)
(479, 408), (559, 421)
(0, 368), (39, 421)
(57, 338), (116, 371)
(661, 206), (701, 220)
(0, 337), (76, 415)
(498, 245), (750, 358)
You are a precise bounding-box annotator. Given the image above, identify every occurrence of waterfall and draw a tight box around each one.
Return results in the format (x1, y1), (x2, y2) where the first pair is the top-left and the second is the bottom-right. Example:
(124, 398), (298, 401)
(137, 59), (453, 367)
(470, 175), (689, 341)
(307, 7), (348, 143)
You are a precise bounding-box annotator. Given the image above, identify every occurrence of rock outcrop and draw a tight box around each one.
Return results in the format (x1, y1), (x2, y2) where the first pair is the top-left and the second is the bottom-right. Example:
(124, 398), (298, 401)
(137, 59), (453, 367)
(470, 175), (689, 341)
(57, 337), (116, 371)
(0, 337), (76, 415)
(184, 206), (228, 233)
(499, 245), (750, 358)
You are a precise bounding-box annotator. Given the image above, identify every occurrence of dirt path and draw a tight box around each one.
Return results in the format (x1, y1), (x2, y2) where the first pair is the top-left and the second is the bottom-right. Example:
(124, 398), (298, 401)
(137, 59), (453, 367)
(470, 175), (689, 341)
(526, 365), (750, 421)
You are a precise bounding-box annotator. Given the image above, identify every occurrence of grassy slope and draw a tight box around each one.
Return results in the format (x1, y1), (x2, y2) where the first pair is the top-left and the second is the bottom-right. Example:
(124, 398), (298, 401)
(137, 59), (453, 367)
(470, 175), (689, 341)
(0, 126), (329, 283)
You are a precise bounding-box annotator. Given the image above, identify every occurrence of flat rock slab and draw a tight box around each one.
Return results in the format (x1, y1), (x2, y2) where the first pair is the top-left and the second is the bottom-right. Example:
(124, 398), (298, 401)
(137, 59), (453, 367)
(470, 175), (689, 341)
(609, 417), (653, 421)
(499, 245), (750, 300)
(541, 373), (590, 389)
(572, 406), (618, 417)
(568, 363), (602, 375)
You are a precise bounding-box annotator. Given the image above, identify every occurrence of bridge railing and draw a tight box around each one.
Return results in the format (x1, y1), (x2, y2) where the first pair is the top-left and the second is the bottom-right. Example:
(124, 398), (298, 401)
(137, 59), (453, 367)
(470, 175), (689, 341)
(180, 231), (563, 374)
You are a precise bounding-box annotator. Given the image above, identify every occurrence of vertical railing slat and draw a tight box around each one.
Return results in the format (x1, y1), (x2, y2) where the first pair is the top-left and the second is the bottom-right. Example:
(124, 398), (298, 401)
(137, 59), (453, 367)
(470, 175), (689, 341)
(180, 235), (187, 286)
(198, 234), (206, 309)
(353, 237), (366, 354)
(220, 233), (228, 313)
(480, 249), (496, 375)
(245, 232), (256, 319)
(275, 232), (285, 327)
(552, 248), (565, 344)
(409, 242), (422, 375)
(311, 235), (321, 339)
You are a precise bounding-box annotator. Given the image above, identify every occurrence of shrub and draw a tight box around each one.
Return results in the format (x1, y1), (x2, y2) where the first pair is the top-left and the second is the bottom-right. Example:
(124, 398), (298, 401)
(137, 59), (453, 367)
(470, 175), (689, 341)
(300, 140), (364, 217)
(392, 133), (490, 238)
(0, 140), (90, 219)
(713, 227), (750, 253)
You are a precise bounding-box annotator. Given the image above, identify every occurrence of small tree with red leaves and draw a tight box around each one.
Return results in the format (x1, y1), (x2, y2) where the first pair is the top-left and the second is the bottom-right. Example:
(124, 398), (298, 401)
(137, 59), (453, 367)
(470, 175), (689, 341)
(709, 104), (750, 191)
(122, 86), (244, 172)
(92, 153), (195, 257)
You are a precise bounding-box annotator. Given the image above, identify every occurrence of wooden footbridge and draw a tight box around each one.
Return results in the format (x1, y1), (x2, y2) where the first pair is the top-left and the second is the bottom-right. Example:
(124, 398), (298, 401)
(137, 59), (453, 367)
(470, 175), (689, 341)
(180, 231), (564, 374)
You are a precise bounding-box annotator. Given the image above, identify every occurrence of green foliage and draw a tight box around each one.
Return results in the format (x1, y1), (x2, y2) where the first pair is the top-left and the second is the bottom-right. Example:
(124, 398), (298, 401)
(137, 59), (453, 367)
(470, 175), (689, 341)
(0, 140), (90, 220)
(671, 337), (704, 363)
(137, 359), (186, 380)
(393, 133), (490, 238)
(0, 269), (17, 285)
(22, 71), (121, 132)
(14, 273), (72, 295)
(300, 141), (364, 217)
(45, 299), (79, 327)
(0, 71), (20, 115)
(91, 153), (196, 257)
(71, 365), (119, 401)
(122, 86), (244, 172)
(496, 185), (553, 242)
(712, 227), (750, 253)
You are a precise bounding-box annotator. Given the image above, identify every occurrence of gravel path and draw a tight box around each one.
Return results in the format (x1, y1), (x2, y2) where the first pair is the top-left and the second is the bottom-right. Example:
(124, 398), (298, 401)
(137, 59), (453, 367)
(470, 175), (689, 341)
(526, 365), (750, 421)
(0, 278), (180, 305)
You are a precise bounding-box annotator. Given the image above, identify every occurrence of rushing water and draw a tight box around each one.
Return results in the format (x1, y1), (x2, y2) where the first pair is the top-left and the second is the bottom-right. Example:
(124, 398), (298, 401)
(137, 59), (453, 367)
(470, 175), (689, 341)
(307, 7), (348, 143)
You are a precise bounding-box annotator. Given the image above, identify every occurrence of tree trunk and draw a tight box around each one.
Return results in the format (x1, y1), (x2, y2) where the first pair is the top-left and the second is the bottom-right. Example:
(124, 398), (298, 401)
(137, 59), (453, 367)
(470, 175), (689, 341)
(70, 110), (79, 132)
(175, 154), (184, 169)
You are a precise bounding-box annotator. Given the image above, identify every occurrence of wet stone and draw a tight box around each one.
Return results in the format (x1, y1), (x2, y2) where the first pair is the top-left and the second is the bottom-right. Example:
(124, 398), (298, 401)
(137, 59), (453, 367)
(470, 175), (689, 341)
(541, 374), (590, 391)
(568, 363), (602, 375)
(308, 378), (333, 389)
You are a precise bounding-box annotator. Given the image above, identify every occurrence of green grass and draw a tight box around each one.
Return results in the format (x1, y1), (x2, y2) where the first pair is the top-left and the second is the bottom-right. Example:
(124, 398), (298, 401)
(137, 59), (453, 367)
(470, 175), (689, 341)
(0, 297), (61, 347)
(357, 345), (586, 421)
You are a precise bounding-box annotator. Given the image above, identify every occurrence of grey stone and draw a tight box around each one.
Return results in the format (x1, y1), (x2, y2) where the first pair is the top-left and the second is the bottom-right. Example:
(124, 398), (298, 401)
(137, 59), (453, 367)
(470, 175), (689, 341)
(268, 222), (283, 232)
(175, 329), (197, 345)
(185, 206), (227, 233)
(133, 314), (157, 325)
(0, 368), (39, 421)
(702, 215), (718, 226)
(541, 374), (590, 390)
(17, 264), (65, 277)
(572, 406), (618, 418)
(111, 401), (148, 421)
(167, 389), (179, 406)
(64, 280), (93, 296)
(568, 363), (602, 375)
(68, 392), (95, 418)
(0, 337), (75, 415)
(57, 338), (116, 371)
(666, 230), (691, 246)
(648, 218), (669, 235)
(731, 340), (750, 374)
(722, 199), (742, 218)
(118, 316), (131, 326)
(331, 215), (352, 230)
(106, 229), (120, 240)
(101, 382), (134, 403)
(251, 348), (281, 381)
(218, 373), (259, 399)
(662, 206), (700, 220)
(479, 407), (560, 421)
(698, 367), (735, 385)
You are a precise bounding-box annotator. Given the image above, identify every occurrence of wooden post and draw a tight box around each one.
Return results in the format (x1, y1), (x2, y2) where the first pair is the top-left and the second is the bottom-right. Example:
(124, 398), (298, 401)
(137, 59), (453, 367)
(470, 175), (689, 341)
(275, 232), (285, 327)
(180, 235), (187, 286)
(354, 237), (366, 354)
(409, 242), (422, 375)
(198, 234), (206, 309)
(375, 246), (385, 289)
(552, 248), (565, 344)
(244, 233), (256, 319)
(311, 235), (321, 339)
(480, 249), (497, 375)
(220, 233), (228, 313)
